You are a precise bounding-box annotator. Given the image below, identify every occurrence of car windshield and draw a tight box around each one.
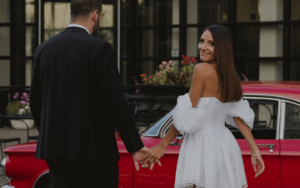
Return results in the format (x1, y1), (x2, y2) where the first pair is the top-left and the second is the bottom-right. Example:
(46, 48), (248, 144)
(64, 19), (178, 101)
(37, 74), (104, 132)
(141, 111), (172, 137)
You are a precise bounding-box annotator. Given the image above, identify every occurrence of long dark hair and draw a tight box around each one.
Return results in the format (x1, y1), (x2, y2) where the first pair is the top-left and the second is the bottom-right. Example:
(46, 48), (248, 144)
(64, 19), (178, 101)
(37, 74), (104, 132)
(203, 24), (243, 102)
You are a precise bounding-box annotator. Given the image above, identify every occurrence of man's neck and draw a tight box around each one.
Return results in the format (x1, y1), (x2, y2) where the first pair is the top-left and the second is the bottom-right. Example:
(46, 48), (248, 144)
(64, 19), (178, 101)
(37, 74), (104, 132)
(70, 22), (93, 35)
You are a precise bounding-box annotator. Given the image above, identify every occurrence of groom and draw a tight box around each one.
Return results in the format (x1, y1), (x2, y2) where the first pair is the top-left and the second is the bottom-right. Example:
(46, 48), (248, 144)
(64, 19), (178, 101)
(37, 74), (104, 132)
(30, 0), (157, 187)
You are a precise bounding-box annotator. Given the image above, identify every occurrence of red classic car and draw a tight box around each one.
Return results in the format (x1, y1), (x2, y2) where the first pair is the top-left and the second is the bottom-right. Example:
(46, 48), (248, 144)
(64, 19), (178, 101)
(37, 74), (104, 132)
(1, 82), (300, 188)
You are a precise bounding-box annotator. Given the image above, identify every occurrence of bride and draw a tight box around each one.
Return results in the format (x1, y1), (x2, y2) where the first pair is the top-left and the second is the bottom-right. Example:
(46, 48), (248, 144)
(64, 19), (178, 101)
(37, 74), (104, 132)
(142, 24), (265, 188)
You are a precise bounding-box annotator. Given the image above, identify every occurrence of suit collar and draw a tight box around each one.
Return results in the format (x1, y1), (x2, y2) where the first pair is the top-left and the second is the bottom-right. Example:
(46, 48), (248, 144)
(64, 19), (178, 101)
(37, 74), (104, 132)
(62, 27), (90, 34)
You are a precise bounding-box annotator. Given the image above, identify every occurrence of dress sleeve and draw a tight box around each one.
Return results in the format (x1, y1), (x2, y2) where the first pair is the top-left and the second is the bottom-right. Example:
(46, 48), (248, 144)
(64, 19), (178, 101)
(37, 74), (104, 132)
(225, 99), (255, 130)
(172, 94), (213, 133)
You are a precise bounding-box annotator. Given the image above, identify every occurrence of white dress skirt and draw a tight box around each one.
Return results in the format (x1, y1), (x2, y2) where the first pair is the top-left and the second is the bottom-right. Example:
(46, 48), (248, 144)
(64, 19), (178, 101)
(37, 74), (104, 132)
(172, 94), (255, 188)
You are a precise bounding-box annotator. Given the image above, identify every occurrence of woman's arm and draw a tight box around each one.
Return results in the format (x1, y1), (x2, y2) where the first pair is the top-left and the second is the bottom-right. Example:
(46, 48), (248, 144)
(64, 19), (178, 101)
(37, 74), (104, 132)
(233, 117), (265, 178)
(142, 124), (179, 165)
(142, 64), (206, 165)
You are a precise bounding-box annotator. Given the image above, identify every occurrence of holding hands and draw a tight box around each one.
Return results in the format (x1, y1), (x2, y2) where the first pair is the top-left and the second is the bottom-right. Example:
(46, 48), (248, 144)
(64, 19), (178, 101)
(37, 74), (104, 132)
(133, 146), (162, 171)
(140, 124), (180, 168)
(142, 144), (167, 165)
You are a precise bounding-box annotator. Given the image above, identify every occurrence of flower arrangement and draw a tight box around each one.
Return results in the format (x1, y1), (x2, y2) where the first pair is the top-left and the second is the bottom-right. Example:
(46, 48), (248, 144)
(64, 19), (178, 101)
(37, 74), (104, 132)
(167, 54), (198, 87)
(138, 54), (249, 88)
(141, 60), (176, 85)
(5, 92), (31, 115)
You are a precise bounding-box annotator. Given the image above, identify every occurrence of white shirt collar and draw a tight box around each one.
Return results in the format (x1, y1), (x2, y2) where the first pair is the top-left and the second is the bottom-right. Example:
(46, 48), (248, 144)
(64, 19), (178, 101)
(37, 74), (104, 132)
(68, 24), (90, 34)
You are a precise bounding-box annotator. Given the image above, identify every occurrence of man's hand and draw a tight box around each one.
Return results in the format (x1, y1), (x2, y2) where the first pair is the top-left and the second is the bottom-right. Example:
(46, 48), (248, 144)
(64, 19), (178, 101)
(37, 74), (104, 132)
(142, 144), (166, 165)
(133, 147), (162, 171)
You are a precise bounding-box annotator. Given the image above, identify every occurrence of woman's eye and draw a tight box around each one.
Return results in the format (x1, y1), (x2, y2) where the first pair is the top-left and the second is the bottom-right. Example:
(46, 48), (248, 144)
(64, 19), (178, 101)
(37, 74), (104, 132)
(199, 40), (204, 43)
(210, 42), (214, 46)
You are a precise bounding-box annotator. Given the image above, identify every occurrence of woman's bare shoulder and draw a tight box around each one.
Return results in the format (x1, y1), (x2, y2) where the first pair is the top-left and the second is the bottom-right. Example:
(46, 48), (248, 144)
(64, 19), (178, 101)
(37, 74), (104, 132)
(194, 63), (216, 77)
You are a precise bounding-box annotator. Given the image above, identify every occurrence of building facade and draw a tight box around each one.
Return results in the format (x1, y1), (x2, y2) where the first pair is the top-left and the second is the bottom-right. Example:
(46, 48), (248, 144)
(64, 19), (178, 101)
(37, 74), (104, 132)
(0, 0), (300, 86)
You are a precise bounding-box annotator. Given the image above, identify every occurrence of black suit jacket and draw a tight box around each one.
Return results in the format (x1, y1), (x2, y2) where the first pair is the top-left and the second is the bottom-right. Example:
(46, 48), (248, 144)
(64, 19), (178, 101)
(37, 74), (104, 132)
(30, 27), (144, 161)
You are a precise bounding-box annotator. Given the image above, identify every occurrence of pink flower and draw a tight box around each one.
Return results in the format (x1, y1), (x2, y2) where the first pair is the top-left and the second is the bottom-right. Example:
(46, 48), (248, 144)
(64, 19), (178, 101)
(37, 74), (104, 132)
(13, 93), (19, 99)
(159, 64), (164, 69)
(162, 61), (167, 66)
(157, 73), (162, 79)
(168, 60), (173, 65)
(166, 65), (170, 69)
(13, 92), (29, 104)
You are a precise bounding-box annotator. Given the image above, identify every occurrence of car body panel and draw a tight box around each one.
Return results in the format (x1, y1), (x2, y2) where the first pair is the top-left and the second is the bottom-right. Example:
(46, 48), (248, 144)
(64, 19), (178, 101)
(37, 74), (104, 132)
(3, 82), (300, 188)
(280, 140), (300, 188)
(237, 139), (280, 188)
(132, 138), (182, 188)
(5, 150), (48, 188)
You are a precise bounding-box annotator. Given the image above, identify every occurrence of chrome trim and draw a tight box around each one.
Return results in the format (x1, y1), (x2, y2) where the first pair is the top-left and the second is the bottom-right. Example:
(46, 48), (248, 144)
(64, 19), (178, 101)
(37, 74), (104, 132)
(32, 171), (49, 188)
(1, 157), (7, 178)
(277, 100), (283, 140)
(141, 112), (172, 138)
(244, 93), (300, 104)
(159, 116), (174, 138)
(1, 185), (15, 188)
(282, 100), (300, 107)
(279, 101), (286, 139)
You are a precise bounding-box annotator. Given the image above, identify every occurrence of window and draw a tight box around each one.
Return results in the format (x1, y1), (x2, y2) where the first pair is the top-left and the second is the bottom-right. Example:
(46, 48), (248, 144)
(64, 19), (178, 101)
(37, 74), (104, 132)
(121, 0), (300, 84)
(25, 0), (37, 86)
(284, 103), (300, 139)
(291, 61), (300, 81)
(228, 99), (278, 139)
(0, 60), (10, 86)
(0, 0), (10, 86)
(187, 0), (229, 24)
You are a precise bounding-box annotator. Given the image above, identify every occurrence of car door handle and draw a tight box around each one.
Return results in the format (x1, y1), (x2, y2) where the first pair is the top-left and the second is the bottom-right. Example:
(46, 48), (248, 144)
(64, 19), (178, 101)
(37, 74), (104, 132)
(257, 144), (275, 153)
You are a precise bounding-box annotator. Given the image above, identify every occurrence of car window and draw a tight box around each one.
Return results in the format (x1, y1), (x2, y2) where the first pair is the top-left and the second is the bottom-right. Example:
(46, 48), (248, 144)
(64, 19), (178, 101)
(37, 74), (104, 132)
(284, 103), (300, 139)
(141, 111), (172, 136)
(227, 99), (278, 139)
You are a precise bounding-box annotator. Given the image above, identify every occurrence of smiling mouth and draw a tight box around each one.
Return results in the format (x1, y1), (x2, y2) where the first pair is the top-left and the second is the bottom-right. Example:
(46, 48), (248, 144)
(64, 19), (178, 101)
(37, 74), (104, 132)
(200, 52), (210, 55)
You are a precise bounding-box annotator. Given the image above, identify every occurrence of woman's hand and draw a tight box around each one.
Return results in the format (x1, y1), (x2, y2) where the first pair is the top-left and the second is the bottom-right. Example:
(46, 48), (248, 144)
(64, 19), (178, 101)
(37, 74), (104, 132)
(251, 154), (265, 178)
(142, 144), (167, 166)
(141, 124), (179, 169)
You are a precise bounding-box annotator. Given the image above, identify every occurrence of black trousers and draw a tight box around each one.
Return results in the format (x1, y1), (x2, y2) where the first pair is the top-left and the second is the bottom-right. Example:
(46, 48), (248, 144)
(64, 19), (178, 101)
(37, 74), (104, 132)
(46, 159), (119, 188)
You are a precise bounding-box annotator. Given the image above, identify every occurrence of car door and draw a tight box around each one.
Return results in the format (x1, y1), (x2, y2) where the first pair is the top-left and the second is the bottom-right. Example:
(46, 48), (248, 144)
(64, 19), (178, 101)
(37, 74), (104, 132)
(133, 114), (181, 188)
(230, 97), (280, 188)
(279, 101), (300, 188)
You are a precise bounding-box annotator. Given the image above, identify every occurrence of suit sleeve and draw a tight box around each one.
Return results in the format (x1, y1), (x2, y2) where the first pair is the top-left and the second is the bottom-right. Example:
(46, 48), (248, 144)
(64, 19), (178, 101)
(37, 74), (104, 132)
(30, 46), (43, 132)
(94, 42), (144, 153)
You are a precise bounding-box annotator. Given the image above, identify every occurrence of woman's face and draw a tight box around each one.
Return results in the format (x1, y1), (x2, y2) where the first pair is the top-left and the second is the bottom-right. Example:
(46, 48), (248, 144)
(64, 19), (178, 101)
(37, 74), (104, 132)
(198, 30), (216, 63)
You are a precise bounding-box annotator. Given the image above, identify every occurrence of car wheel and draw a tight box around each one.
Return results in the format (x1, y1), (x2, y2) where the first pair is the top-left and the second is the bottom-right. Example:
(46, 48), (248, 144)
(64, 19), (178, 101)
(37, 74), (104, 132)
(34, 173), (52, 188)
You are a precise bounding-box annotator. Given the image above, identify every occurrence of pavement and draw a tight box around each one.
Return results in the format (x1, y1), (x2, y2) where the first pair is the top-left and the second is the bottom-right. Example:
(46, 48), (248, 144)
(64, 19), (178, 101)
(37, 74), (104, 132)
(0, 126), (39, 186)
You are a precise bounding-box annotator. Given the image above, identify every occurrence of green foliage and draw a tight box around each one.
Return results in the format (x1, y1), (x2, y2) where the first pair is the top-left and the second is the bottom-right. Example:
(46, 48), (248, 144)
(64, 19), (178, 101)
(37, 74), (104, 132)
(141, 61), (175, 85)
(6, 101), (31, 115)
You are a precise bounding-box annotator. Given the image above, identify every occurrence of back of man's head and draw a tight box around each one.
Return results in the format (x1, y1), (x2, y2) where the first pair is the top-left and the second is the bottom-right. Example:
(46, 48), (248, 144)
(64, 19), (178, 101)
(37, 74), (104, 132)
(70, 0), (102, 20)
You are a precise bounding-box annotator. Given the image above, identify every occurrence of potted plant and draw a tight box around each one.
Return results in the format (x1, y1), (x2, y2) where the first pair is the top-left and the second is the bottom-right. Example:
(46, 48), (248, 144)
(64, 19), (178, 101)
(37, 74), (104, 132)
(140, 60), (176, 85)
(5, 92), (34, 130)
(167, 55), (198, 87)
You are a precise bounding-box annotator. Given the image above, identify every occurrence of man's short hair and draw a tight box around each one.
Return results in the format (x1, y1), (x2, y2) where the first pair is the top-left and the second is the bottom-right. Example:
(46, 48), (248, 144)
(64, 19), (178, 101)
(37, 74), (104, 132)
(71, 0), (102, 19)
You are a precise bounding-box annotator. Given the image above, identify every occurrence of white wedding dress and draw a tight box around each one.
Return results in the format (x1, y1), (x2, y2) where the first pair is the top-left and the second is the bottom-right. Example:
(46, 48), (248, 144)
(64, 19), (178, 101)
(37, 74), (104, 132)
(172, 93), (255, 188)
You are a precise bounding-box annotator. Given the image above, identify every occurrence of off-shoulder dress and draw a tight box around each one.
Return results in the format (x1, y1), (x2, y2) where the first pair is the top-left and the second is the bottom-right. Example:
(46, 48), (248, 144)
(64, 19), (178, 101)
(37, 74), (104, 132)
(172, 93), (255, 188)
